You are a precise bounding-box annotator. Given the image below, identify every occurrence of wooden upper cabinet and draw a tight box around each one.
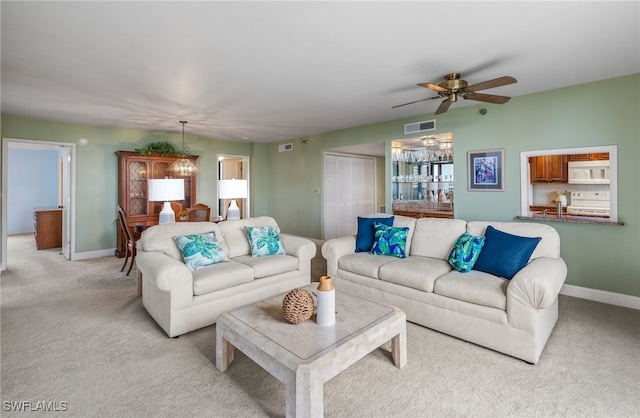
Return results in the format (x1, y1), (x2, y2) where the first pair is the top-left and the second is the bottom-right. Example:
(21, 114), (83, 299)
(115, 151), (198, 257)
(568, 152), (609, 161)
(529, 155), (568, 183)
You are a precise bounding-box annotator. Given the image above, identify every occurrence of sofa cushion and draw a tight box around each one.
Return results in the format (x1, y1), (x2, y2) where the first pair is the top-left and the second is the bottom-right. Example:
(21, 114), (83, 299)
(379, 256), (453, 292)
(192, 260), (254, 295)
(233, 254), (299, 279)
(218, 216), (280, 258)
(174, 232), (229, 271)
(410, 218), (467, 259)
(355, 216), (394, 252)
(448, 232), (485, 273)
(338, 252), (397, 279)
(473, 226), (541, 280)
(244, 226), (286, 257)
(140, 222), (227, 261)
(370, 223), (409, 258)
(434, 270), (508, 310)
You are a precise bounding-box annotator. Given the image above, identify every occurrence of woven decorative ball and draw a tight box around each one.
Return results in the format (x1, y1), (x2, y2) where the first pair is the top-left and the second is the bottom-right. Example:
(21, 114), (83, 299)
(282, 288), (315, 324)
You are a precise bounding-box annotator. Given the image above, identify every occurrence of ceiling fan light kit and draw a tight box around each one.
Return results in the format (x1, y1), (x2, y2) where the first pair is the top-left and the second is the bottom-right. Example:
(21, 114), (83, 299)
(394, 73), (517, 115)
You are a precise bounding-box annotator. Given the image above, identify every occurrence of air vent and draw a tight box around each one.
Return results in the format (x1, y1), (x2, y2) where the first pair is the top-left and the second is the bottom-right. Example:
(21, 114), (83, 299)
(404, 119), (436, 135)
(278, 143), (293, 152)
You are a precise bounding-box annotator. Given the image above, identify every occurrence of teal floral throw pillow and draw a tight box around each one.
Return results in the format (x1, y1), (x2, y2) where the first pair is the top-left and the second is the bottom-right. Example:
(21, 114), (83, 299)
(448, 232), (486, 273)
(370, 222), (408, 258)
(174, 232), (229, 271)
(244, 226), (286, 257)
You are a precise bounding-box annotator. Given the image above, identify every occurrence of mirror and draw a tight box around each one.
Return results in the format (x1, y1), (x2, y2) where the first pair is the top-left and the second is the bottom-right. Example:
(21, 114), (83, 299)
(391, 133), (454, 219)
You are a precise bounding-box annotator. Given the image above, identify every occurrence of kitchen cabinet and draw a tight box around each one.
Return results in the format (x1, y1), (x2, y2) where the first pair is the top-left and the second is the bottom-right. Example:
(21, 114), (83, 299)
(529, 155), (568, 183)
(568, 152), (609, 161)
(33, 207), (62, 250)
(116, 151), (198, 257)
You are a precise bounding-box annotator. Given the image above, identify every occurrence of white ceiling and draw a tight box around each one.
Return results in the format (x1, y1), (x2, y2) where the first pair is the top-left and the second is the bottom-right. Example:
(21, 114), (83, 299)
(2, 1), (638, 143)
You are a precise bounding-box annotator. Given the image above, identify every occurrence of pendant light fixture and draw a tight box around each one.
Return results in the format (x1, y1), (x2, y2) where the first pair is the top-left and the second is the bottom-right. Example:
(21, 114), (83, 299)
(170, 120), (199, 176)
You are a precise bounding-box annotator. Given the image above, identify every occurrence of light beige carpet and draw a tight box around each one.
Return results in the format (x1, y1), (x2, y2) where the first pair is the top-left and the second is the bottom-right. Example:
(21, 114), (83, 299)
(1, 233), (639, 417)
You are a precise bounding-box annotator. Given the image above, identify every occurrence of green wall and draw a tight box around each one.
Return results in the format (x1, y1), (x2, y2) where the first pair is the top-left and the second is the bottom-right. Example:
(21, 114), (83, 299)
(1, 117), (252, 252)
(1, 74), (638, 298)
(266, 74), (639, 297)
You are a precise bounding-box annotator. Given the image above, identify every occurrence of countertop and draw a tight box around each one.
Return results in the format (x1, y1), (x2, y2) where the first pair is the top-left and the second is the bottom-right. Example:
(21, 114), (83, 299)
(517, 212), (624, 226)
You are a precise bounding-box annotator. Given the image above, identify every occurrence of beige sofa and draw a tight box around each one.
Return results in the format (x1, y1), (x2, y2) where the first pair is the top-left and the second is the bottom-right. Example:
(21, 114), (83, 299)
(321, 214), (567, 363)
(136, 216), (316, 337)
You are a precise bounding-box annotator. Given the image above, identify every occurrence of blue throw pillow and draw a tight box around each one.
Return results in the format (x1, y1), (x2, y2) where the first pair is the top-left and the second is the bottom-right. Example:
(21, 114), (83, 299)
(472, 226), (541, 280)
(355, 216), (394, 252)
(448, 233), (486, 273)
(370, 222), (408, 258)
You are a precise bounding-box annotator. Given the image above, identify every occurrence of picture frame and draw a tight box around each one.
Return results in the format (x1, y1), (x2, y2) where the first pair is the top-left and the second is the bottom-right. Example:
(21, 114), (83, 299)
(467, 149), (504, 191)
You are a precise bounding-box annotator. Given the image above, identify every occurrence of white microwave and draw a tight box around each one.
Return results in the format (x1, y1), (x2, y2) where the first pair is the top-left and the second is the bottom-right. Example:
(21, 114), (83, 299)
(568, 160), (610, 184)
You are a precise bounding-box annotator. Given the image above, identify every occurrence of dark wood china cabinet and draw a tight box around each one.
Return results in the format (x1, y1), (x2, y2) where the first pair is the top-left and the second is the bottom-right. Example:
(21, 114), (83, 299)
(115, 151), (198, 257)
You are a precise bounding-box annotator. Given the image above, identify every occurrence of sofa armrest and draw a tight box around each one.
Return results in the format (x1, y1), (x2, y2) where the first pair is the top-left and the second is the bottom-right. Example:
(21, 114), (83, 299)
(280, 234), (317, 261)
(136, 251), (193, 293)
(321, 236), (356, 276)
(508, 257), (568, 310)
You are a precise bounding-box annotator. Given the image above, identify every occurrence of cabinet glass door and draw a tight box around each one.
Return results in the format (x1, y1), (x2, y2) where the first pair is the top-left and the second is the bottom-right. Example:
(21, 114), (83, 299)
(127, 160), (149, 216)
(149, 160), (193, 214)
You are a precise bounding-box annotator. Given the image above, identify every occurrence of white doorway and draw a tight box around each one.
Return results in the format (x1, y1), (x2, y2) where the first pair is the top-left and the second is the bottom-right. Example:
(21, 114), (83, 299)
(216, 154), (250, 220)
(323, 153), (376, 240)
(2, 138), (76, 270)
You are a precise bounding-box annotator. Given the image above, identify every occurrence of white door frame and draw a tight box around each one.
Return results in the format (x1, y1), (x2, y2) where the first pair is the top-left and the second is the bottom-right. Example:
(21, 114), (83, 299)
(216, 154), (250, 220)
(2, 138), (77, 270)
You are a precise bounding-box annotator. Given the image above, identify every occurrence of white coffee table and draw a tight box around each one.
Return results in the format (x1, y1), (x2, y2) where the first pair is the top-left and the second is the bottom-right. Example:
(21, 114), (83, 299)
(216, 284), (407, 418)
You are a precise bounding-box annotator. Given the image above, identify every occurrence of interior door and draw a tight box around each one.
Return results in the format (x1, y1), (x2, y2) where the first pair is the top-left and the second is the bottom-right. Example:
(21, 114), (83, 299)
(323, 153), (376, 240)
(58, 145), (72, 260)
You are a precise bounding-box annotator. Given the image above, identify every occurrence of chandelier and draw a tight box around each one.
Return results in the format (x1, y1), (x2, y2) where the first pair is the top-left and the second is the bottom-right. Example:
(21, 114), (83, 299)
(169, 121), (199, 176)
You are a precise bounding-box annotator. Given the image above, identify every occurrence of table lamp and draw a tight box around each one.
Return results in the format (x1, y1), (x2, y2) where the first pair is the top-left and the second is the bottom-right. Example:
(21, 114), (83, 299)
(148, 178), (185, 224)
(218, 179), (248, 221)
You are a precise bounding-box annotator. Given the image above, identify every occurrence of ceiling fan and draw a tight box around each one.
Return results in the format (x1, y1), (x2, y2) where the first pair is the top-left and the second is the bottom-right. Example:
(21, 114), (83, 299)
(393, 73), (517, 114)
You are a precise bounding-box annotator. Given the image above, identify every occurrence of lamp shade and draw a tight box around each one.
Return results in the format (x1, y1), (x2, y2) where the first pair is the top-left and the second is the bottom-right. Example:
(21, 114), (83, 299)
(148, 179), (185, 202)
(218, 179), (248, 199)
(427, 182), (439, 191)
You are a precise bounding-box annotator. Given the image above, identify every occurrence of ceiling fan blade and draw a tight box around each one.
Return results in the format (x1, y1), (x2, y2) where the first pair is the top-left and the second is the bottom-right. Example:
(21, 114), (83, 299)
(418, 82), (448, 92)
(435, 99), (451, 115)
(466, 76), (517, 92)
(465, 92), (511, 104)
(392, 96), (441, 108)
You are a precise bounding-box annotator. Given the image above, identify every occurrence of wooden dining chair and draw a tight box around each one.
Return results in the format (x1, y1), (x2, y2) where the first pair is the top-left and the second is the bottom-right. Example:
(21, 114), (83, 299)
(169, 201), (183, 222)
(117, 205), (137, 277)
(186, 203), (211, 222)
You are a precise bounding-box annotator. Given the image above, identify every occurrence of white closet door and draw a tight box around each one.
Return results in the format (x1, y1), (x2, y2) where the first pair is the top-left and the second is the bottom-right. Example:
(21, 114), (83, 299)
(323, 154), (376, 240)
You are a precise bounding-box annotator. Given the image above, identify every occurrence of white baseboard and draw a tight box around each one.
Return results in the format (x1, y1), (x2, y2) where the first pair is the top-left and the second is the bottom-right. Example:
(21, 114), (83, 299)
(560, 284), (640, 310)
(72, 248), (116, 260)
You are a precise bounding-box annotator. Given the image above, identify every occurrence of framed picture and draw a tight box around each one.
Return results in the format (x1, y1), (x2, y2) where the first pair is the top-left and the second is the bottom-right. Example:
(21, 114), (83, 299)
(467, 149), (504, 191)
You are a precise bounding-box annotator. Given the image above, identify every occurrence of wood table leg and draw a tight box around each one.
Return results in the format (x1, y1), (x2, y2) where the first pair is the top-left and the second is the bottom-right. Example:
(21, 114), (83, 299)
(391, 326), (407, 369)
(137, 272), (142, 297)
(216, 331), (235, 372)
